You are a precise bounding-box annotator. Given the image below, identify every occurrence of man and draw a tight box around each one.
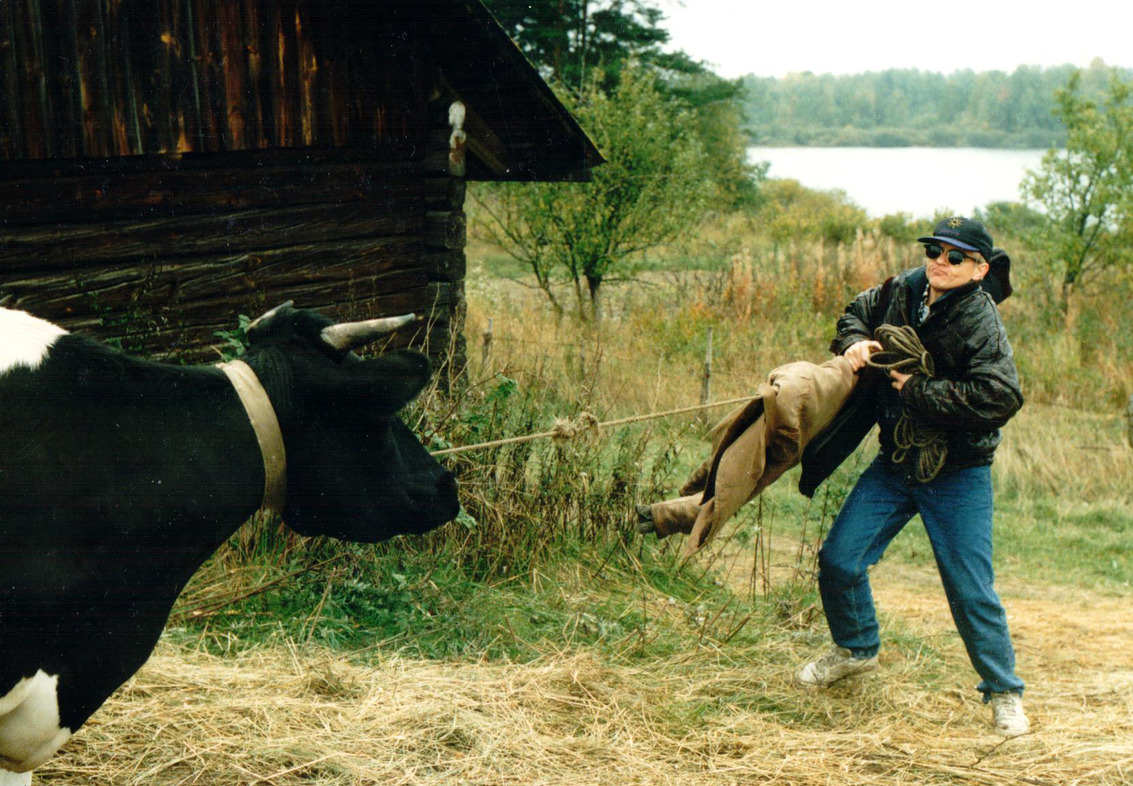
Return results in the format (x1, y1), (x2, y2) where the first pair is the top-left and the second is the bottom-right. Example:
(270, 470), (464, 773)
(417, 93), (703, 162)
(796, 216), (1029, 738)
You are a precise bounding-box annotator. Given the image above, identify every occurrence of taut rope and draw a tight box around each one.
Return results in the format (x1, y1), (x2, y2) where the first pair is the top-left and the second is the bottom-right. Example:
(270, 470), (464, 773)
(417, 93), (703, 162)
(430, 395), (758, 457)
(864, 324), (947, 483)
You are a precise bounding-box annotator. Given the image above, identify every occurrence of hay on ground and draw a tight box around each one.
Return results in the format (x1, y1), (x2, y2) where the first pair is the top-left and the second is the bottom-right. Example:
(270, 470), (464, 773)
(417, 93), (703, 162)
(39, 587), (1133, 786)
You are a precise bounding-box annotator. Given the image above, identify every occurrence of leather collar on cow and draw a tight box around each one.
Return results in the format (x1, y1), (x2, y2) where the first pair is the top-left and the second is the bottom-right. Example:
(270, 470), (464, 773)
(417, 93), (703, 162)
(217, 359), (287, 514)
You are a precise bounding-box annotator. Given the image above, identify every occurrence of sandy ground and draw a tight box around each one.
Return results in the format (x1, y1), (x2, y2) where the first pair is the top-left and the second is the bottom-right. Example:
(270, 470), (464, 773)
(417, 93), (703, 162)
(870, 559), (1133, 746)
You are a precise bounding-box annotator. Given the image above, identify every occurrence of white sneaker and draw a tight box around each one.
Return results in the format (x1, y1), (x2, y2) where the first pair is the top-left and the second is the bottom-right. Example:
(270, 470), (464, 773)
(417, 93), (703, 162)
(990, 692), (1029, 737)
(796, 646), (879, 687)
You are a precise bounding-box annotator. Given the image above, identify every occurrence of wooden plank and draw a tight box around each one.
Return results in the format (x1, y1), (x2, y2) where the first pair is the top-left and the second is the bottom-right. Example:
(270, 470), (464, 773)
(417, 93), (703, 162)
(195, 0), (227, 151)
(26, 279), (457, 363)
(0, 200), (425, 271)
(320, 39), (346, 146)
(127, 0), (163, 154)
(93, 0), (119, 154)
(15, 0), (51, 158)
(419, 250), (466, 283)
(5, 232), (422, 295)
(261, 0), (283, 147)
(0, 0), (20, 157)
(217, 0), (249, 150)
(173, 0), (203, 153)
(295, 1), (316, 146)
(423, 210), (466, 251)
(161, 0), (196, 154)
(104, 0), (141, 155)
(240, 0), (267, 149)
(0, 144), (420, 178)
(0, 0), (444, 163)
(273, 0), (300, 148)
(424, 175), (466, 210)
(44, 0), (80, 157)
(4, 235), (427, 316)
(149, 0), (177, 153)
(0, 157), (423, 225)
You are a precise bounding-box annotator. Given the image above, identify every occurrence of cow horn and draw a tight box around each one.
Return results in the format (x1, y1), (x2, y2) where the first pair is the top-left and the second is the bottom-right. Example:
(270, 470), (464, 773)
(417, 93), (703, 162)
(321, 313), (416, 351)
(247, 301), (294, 331)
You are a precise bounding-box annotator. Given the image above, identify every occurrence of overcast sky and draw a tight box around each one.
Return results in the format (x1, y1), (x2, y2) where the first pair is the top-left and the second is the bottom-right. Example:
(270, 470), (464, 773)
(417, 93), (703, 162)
(660, 0), (1133, 79)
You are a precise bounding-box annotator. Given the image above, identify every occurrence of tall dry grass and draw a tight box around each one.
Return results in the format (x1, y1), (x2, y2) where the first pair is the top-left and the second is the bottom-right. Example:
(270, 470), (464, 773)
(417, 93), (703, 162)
(465, 227), (1132, 503)
(465, 230), (915, 419)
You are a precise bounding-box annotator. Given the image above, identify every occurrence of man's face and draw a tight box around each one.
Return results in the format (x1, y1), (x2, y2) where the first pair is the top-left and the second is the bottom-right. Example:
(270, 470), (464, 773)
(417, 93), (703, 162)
(924, 241), (990, 293)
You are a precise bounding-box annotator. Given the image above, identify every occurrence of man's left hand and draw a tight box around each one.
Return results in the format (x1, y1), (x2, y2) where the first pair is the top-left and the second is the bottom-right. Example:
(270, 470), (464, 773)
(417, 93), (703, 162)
(889, 370), (911, 392)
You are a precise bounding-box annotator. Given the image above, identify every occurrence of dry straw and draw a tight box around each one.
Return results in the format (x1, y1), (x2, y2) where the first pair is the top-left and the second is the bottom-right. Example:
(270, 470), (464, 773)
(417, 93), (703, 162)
(40, 584), (1133, 786)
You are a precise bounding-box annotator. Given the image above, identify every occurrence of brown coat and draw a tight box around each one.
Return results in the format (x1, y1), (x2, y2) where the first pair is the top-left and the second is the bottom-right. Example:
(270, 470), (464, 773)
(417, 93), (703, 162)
(649, 357), (857, 557)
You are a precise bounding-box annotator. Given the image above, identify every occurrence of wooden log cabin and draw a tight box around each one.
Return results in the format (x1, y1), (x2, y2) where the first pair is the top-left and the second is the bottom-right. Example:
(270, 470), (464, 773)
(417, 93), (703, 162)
(0, 0), (602, 368)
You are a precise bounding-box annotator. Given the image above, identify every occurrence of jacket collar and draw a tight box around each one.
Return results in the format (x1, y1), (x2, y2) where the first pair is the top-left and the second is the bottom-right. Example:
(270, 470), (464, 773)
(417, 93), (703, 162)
(901, 266), (982, 318)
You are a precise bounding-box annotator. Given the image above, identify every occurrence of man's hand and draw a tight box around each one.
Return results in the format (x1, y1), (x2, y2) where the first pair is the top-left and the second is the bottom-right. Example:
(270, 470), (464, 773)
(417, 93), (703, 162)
(889, 369), (911, 392)
(843, 339), (882, 372)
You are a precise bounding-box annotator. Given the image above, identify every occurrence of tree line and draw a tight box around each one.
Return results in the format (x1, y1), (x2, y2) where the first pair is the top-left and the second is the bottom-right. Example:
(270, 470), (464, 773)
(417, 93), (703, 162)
(742, 61), (1131, 148)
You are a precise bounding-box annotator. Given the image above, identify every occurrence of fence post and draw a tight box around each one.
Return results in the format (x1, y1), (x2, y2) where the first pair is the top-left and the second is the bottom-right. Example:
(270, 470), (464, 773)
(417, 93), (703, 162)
(1126, 394), (1133, 448)
(700, 327), (713, 426)
(481, 318), (493, 369)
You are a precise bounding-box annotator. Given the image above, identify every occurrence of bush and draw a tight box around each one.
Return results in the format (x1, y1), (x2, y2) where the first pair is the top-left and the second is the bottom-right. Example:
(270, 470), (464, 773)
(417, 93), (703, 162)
(878, 212), (919, 243)
(756, 179), (869, 245)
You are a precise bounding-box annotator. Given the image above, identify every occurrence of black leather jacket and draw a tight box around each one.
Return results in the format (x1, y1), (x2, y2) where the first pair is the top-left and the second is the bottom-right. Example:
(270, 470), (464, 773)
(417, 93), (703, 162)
(800, 266), (1023, 493)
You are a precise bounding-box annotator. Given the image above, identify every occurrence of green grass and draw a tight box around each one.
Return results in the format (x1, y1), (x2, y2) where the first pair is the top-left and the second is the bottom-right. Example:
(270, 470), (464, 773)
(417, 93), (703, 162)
(174, 531), (776, 665)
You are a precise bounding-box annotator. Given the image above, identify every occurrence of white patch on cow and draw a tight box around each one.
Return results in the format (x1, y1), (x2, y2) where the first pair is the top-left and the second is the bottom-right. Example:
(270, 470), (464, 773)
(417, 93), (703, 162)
(0, 308), (68, 374)
(0, 671), (72, 774)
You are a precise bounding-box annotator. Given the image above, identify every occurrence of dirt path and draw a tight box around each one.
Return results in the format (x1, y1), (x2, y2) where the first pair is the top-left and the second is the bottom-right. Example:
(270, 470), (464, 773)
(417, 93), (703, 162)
(874, 560), (1133, 683)
(871, 559), (1133, 742)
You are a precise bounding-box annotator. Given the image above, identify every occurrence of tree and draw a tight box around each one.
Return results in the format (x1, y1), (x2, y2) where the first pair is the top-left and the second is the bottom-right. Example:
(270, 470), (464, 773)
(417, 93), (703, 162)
(482, 0), (758, 209)
(1021, 68), (1133, 311)
(481, 0), (670, 93)
(665, 69), (763, 209)
(472, 66), (712, 321)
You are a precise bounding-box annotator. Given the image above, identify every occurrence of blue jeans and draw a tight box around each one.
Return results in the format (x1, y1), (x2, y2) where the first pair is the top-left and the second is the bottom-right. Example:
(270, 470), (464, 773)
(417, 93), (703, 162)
(817, 458), (1024, 698)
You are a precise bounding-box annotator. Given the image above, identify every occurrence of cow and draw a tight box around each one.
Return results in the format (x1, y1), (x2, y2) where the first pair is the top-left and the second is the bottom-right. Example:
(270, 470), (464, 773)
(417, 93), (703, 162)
(0, 302), (460, 784)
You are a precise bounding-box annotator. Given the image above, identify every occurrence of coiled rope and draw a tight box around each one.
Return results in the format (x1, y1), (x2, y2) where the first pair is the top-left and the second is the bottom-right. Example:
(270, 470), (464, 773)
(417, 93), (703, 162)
(430, 395), (758, 457)
(864, 324), (948, 483)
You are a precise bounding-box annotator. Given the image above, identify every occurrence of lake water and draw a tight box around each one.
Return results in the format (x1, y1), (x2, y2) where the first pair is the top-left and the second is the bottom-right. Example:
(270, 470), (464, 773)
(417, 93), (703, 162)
(747, 147), (1047, 219)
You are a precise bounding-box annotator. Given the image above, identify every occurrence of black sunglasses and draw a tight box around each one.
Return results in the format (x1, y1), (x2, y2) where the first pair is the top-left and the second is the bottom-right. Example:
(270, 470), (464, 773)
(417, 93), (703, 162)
(924, 243), (979, 266)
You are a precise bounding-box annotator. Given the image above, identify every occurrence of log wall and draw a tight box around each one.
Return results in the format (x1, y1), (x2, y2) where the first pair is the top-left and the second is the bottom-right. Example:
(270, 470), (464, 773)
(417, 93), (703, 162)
(0, 148), (462, 363)
(0, 0), (475, 369)
(0, 0), (423, 160)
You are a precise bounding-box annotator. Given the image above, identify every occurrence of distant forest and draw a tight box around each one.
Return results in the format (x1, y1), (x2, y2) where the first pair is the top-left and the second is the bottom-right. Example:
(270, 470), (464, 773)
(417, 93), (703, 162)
(741, 60), (1131, 148)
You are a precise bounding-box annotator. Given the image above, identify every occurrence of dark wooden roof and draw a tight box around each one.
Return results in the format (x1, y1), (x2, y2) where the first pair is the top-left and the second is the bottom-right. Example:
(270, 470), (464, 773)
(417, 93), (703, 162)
(0, 0), (602, 181)
(420, 0), (605, 181)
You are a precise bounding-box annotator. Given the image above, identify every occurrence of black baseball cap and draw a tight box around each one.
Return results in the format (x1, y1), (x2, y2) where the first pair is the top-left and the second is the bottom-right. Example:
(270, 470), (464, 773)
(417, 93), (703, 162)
(917, 216), (994, 260)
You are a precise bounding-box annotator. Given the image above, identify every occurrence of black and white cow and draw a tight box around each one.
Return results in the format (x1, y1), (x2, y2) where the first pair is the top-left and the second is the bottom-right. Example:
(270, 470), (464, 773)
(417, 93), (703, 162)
(0, 303), (460, 784)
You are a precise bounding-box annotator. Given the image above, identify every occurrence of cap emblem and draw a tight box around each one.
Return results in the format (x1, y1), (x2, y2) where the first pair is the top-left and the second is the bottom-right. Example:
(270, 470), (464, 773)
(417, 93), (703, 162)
(947, 217), (964, 228)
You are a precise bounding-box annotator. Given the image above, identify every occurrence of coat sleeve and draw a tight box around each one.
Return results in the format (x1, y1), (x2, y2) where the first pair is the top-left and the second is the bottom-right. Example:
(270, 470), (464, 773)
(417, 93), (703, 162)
(900, 312), (1023, 430)
(829, 277), (893, 356)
